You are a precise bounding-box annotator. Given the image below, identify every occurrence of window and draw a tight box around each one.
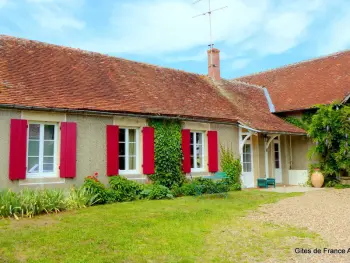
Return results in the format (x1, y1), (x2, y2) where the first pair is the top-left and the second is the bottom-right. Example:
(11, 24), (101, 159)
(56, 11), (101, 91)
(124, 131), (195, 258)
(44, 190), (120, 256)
(119, 128), (138, 174)
(242, 144), (252, 172)
(190, 132), (204, 171)
(27, 123), (58, 178)
(274, 143), (280, 169)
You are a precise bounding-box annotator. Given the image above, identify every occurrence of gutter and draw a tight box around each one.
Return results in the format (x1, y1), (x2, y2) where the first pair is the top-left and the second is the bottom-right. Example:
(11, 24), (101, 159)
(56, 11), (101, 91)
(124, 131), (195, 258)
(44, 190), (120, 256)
(0, 103), (239, 126)
(238, 121), (306, 136)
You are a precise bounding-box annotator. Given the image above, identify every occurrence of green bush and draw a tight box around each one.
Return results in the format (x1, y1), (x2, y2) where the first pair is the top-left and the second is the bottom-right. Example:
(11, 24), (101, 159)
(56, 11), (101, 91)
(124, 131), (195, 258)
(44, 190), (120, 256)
(83, 176), (108, 204)
(0, 189), (67, 218)
(109, 176), (144, 202)
(220, 145), (242, 188)
(65, 187), (99, 210)
(0, 190), (20, 217)
(334, 184), (350, 189)
(193, 178), (216, 193)
(170, 184), (184, 197)
(147, 184), (174, 200)
(180, 183), (197, 196)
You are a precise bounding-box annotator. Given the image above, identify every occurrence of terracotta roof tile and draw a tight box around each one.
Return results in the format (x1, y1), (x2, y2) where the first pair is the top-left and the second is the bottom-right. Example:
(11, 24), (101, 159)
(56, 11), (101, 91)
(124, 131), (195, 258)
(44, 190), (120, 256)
(236, 51), (350, 112)
(0, 35), (303, 134)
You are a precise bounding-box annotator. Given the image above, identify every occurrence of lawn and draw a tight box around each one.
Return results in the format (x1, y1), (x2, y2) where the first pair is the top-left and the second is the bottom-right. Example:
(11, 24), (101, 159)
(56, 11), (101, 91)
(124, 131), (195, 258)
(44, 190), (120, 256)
(0, 191), (324, 263)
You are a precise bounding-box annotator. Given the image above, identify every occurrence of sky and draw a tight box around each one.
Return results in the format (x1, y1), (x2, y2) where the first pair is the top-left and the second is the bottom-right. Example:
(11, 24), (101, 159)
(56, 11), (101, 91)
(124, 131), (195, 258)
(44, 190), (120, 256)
(1, 0), (350, 78)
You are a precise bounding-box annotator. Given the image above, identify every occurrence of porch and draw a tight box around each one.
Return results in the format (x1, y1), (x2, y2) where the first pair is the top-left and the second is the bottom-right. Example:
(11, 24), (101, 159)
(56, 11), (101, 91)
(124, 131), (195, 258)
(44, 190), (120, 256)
(239, 126), (311, 188)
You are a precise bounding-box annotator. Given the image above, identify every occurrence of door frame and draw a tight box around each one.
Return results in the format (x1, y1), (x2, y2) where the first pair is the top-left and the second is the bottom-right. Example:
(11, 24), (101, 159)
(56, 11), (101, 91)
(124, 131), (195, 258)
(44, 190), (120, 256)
(273, 136), (282, 183)
(239, 128), (254, 188)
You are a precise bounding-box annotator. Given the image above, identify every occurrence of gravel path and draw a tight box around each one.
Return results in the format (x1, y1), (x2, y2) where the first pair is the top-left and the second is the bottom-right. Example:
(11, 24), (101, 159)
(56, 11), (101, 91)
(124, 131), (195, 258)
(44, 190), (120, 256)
(249, 188), (350, 262)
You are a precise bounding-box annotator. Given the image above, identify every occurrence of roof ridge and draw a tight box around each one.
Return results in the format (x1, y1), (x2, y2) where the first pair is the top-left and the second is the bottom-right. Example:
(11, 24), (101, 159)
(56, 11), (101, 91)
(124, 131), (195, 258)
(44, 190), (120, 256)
(228, 79), (265, 90)
(0, 34), (202, 77)
(233, 49), (350, 80)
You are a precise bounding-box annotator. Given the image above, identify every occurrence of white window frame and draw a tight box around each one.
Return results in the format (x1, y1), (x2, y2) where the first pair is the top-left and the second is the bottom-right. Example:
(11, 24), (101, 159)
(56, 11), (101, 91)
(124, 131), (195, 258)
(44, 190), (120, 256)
(190, 131), (205, 172)
(119, 128), (139, 175)
(26, 122), (58, 179)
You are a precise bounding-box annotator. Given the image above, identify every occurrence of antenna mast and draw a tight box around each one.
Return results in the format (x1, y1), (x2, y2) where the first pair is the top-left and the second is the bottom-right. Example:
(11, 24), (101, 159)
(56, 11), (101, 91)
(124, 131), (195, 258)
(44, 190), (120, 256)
(192, 0), (228, 74)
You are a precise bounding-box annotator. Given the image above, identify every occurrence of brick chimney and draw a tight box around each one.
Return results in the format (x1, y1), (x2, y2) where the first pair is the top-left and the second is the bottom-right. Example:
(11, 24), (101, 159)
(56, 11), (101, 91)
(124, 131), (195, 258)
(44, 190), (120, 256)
(207, 48), (220, 80)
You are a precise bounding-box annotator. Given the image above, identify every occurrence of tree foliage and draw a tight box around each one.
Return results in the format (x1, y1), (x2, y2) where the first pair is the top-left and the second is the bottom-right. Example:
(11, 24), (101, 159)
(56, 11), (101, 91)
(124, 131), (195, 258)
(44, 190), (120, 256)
(308, 103), (350, 177)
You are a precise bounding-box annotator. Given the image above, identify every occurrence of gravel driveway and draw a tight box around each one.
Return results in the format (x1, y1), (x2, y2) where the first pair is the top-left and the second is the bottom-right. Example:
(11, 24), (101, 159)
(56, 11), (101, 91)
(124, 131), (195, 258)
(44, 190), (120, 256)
(250, 188), (350, 262)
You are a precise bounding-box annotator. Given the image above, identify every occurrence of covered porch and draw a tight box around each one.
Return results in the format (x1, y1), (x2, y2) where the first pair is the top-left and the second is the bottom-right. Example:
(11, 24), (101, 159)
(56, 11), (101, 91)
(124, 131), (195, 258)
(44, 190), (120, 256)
(239, 125), (312, 188)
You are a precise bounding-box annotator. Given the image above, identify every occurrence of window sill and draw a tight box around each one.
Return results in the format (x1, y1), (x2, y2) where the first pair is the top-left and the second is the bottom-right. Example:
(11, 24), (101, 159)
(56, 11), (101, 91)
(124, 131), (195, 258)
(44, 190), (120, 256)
(19, 177), (65, 186)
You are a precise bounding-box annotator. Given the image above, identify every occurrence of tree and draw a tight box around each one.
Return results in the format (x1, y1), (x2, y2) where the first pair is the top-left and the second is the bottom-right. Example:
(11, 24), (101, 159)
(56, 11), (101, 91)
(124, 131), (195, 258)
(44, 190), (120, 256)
(308, 103), (350, 178)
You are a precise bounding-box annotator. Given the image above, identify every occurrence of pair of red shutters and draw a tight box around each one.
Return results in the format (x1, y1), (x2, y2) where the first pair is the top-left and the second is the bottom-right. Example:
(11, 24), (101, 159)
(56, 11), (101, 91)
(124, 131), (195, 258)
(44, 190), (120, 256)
(9, 119), (77, 180)
(9, 120), (218, 180)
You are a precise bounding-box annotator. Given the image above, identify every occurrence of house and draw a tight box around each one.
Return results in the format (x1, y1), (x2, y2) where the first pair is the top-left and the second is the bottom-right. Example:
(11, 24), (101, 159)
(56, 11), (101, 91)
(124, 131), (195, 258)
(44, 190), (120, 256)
(1, 35), (345, 190)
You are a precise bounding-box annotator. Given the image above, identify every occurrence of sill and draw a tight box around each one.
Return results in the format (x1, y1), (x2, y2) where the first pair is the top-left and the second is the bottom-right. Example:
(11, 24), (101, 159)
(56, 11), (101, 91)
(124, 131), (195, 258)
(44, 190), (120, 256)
(19, 177), (65, 186)
(191, 168), (205, 173)
(119, 170), (139, 176)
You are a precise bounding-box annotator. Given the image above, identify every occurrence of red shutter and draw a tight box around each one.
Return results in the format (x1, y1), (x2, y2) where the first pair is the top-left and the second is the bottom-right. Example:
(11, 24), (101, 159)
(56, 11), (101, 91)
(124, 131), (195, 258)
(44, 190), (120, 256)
(9, 119), (28, 180)
(60, 122), (77, 178)
(208, 130), (219, 172)
(181, 129), (191, 173)
(142, 127), (155, 174)
(106, 125), (119, 176)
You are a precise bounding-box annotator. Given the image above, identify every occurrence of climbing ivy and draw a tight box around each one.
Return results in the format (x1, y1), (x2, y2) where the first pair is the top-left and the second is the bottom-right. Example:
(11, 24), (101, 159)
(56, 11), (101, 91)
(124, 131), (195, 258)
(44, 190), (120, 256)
(148, 119), (185, 188)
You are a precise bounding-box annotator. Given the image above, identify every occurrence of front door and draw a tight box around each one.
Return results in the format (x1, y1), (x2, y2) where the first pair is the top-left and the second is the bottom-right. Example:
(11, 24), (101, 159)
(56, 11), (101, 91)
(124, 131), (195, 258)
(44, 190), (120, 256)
(240, 131), (254, 188)
(274, 137), (282, 183)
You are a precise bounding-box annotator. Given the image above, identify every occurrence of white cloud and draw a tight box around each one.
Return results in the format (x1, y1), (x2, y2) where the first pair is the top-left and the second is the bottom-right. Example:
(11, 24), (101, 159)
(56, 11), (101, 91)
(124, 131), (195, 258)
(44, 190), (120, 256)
(0, 0), (7, 8)
(318, 4), (350, 55)
(231, 58), (251, 70)
(78, 0), (327, 59)
(33, 6), (85, 30)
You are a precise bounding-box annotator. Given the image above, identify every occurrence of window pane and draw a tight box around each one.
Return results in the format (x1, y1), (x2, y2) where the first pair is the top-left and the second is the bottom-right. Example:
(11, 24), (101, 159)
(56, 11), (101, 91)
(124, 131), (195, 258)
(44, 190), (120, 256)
(246, 163), (252, 172)
(190, 133), (194, 144)
(129, 129), (136, 143)
(243, 144), (251, 154)
(274, 151), (279, 160)
(129, 143), (136, 155)
(119, 129), (125, 142)
(44, 157), (54, 164)
(119, 156), (125, 170)
(275, 160), (280, 169)
(29, 124), (40, 139)
(196, 133), (202, 144)
(44, 125), (55, 140)
(243, 163), (247, 172)
(27, 157), (39, 173)
(43, 164), (54, 173)
(274, 143), (279, 151)
(190, 145), (194, 155)
(28, 141), (40, 156)
(129, 156), (136, 170)
(44, 141), (54, 156)
(191, 156), (194, 168)
(196, 155), (202, 168)
(119, 142), (125, 156)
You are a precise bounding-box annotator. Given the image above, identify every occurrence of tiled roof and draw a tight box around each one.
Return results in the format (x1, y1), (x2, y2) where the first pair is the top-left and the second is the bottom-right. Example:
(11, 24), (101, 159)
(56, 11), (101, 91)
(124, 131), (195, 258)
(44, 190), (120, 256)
(0, 35), (304, 134)
(236, 51), (350, 112)
(213, 80), (305, 133)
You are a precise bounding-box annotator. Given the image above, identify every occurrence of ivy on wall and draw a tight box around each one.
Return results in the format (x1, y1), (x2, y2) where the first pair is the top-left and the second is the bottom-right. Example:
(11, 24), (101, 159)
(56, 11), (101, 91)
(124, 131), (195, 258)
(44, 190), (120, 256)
(148, 119), (185, 187)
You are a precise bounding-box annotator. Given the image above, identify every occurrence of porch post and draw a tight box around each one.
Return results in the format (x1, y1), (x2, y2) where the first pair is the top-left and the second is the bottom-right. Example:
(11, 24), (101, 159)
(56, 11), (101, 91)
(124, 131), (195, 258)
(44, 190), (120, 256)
(265, 139), (268, 178)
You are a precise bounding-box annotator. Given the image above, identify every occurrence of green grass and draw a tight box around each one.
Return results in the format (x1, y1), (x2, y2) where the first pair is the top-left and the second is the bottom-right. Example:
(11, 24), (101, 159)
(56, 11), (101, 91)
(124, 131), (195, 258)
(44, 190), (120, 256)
(0, 191), (325, 263)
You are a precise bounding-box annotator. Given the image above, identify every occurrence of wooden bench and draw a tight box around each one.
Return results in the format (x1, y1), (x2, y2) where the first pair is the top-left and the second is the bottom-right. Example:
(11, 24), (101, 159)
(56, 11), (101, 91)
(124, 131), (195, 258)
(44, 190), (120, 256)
(257, 178), (276, 188)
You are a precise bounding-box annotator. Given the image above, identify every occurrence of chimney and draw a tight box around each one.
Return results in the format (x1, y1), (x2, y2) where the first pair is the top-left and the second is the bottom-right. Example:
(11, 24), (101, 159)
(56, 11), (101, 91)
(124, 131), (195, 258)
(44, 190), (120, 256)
(207, 48), (220, 80)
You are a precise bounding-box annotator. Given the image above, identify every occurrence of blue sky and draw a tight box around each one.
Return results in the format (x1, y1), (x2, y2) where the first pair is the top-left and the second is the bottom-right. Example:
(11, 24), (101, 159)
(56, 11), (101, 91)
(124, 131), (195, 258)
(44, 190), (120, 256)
(1, 0), (350, 78)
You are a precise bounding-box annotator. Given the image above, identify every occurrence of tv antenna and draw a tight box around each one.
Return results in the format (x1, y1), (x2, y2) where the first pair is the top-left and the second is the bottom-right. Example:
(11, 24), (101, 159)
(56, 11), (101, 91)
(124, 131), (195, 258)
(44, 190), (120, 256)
(192, 0), (228, 70)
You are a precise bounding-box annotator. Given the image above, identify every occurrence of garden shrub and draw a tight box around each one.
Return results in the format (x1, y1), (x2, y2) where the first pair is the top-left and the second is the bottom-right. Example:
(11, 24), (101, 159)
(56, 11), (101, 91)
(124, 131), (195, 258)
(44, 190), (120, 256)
(148, 119), (185, 188)
(180, 183), (197, 196)
(220, 145), (242, 188)
(0, 189), (67, 218)
(65, 187), (99, 209)
(83, 175), (108, 204)
(307, 103), (350, 179)
(147, 184), (173, 200)
(109, 176), (144, 202)
(170, 184), (184, 197)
